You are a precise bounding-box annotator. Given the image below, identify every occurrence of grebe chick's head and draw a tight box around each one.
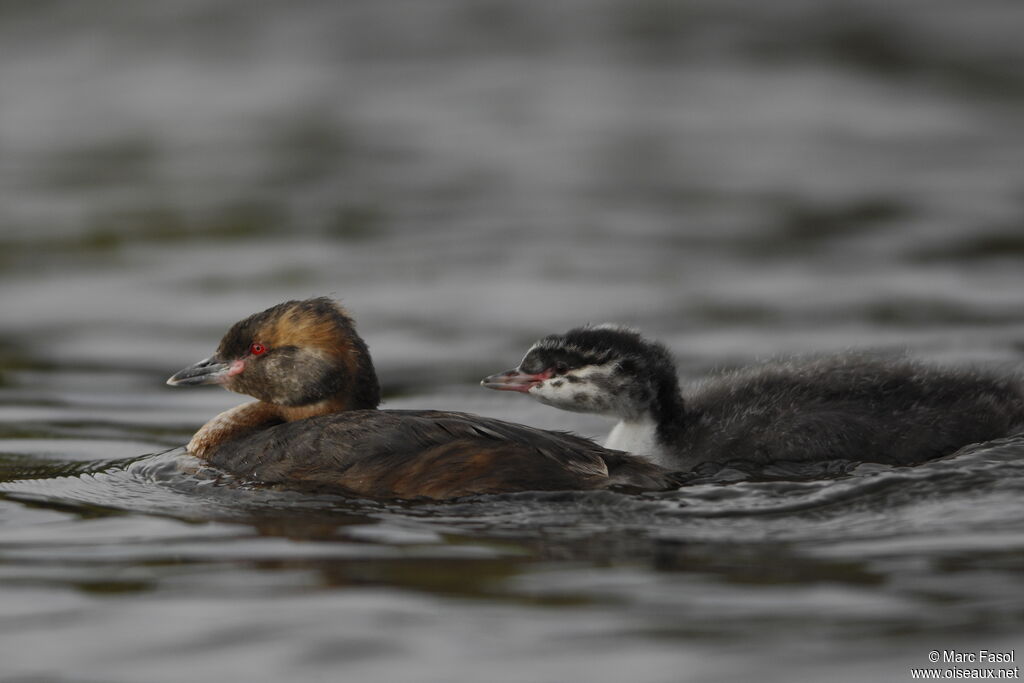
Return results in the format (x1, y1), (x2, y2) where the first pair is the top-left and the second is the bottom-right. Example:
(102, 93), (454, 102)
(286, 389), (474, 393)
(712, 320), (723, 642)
(482, 324), (682, 422)
(166, 297), (380, 411)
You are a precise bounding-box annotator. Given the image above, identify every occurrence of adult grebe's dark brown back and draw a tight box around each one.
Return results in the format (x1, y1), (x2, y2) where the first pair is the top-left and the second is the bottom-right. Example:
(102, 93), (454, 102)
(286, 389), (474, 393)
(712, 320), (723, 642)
(166, 298), (677, 500)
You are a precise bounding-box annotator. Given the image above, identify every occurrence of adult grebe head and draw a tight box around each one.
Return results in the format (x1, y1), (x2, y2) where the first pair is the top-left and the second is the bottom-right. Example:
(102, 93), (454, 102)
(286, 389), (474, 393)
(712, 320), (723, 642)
(167, 297), (380, 412)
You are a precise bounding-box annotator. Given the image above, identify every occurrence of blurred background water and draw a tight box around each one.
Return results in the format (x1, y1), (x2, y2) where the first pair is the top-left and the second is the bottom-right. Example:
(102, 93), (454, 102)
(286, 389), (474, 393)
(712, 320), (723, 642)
(1, 1), (1023, 681)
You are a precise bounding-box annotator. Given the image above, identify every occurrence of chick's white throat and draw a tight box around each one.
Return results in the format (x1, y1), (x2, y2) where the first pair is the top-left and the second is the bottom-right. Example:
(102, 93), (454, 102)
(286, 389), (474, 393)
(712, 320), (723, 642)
(604, 416), (668, 466)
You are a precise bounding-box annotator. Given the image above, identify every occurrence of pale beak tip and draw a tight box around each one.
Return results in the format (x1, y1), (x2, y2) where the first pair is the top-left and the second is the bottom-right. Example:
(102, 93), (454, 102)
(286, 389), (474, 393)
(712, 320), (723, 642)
(480, 370), (538, 394)
(165, 356), (230, 388)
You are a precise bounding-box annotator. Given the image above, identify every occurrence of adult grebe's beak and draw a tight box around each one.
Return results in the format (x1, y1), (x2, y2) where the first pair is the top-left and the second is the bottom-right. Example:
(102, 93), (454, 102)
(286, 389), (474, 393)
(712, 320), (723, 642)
(480, 369), (546, 393)
(166, 356), (231, 387)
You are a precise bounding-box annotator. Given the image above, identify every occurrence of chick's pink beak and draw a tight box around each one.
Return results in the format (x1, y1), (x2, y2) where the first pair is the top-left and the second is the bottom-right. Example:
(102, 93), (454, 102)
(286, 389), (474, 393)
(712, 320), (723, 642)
(480, 369), (550, 393)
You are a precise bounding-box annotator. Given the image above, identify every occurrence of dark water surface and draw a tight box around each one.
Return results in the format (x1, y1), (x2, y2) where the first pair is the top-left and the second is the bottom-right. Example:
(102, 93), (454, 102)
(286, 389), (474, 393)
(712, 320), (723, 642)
(2, 1), (1024, 681)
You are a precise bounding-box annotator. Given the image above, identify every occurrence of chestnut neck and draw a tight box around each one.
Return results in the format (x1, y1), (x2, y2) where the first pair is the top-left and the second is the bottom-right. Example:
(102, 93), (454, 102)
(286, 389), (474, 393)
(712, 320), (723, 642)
(188, 395), (353, 459)
(276, 395), (354, 421)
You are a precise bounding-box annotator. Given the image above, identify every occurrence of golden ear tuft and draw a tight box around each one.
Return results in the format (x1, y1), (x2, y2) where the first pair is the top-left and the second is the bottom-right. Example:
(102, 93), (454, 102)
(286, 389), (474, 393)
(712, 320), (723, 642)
(262, 301), (356, 359)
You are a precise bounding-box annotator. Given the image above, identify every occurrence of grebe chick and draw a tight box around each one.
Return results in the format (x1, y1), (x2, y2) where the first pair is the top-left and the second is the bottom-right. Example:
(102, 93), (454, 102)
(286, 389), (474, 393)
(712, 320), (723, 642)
(166, 299), (678, 500)
(482, 325), (1024, 470)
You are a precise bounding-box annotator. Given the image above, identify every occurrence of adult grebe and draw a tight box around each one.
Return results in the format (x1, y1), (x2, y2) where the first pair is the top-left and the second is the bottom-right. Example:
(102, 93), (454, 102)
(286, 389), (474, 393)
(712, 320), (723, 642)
(167, 299), (678, 499)
(482, 325), (1024, 470)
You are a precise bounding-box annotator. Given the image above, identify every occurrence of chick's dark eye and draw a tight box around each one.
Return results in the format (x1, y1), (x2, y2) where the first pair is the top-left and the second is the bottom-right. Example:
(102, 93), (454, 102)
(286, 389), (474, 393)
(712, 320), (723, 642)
(249, 342), (267, 356)
(554, 361), (569, 374)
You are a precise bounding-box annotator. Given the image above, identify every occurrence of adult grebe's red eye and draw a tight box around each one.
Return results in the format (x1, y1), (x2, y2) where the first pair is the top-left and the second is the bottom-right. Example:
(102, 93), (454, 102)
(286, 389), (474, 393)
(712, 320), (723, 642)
(249, 342), (267, 356)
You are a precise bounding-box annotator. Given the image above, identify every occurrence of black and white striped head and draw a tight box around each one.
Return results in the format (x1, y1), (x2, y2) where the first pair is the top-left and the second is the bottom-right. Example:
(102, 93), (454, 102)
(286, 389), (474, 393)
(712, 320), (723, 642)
(482, 325), (679, 421)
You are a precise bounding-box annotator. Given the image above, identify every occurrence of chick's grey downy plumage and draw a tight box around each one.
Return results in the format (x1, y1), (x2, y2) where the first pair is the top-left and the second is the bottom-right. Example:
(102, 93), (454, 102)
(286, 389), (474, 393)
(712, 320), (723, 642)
(483, 326), (1024, 470)
(679, 354), (1024, 469)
